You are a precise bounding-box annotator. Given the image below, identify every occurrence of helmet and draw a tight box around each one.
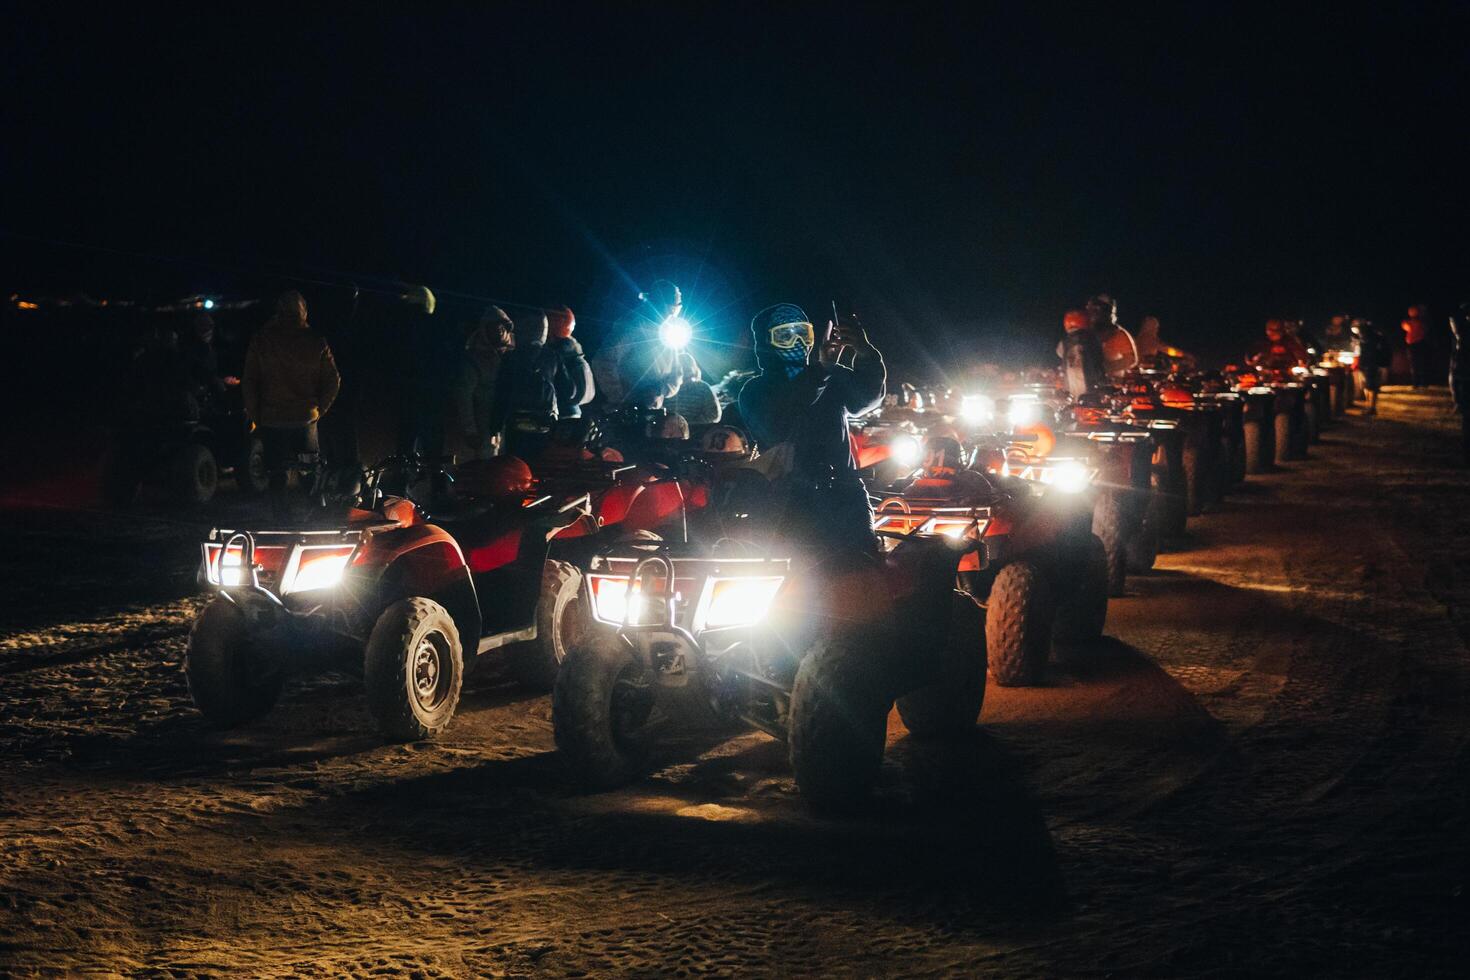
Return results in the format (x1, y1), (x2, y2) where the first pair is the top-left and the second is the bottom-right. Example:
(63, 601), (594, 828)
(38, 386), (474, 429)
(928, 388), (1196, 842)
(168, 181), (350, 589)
(1265, 318), (1284, 338)
(454, 456), (533, 501)
(922, 434), (965, 476)
(547, 306), (576, 339)
(1407, 305), (1422, 318)
(699, 425), (750, 455)
(1063, 309), (1088, 332)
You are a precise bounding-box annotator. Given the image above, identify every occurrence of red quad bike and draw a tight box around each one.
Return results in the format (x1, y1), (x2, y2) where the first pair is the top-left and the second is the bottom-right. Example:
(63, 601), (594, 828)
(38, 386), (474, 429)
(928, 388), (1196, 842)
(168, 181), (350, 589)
(1116, 376), (1230, 524)
(992, 384), (1158, 594)
(551, 504), (987, 810)
(1229, 367), (1309, 468)
(510, 412), (726, 690)
(187, 455), (591, 741)
(873, 432), (1110, 686)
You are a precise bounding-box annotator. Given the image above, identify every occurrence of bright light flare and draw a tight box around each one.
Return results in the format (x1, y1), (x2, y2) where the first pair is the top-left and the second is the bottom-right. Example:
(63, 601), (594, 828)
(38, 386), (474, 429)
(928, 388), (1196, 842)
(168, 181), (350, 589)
(659, 315), (693, 350)
(960, 394), (995, 425)
(889, 434), (922, 468)
(590, 575), (641, 624)
(284, 546), (355, 593)
(203, 299), (215, 310)
(1049, 460), (1092, 494)
(704, 577), (784, 629)
(1336, 351), (1358, 366)
(1008, 397), (1041, 428)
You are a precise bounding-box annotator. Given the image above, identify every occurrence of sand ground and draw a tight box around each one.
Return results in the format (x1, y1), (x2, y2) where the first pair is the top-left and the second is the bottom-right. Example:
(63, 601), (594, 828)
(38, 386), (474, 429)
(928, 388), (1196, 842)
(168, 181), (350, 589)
(2, 387), (1468, 976)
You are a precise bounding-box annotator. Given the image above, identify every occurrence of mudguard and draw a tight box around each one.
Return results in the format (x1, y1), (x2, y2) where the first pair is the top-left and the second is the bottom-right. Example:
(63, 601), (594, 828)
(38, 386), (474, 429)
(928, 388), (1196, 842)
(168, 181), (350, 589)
(355, 526), (482, 653)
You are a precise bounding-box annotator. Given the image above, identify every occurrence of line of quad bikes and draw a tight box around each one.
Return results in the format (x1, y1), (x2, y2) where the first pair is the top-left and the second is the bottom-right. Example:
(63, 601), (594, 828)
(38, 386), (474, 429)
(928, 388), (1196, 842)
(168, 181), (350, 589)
(180, 356), (1357, 811)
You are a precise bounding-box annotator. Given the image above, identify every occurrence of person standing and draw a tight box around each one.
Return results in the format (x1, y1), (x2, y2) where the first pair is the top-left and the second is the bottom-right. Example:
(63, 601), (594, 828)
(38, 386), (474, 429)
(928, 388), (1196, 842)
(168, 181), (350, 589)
(242, 290), (341, 520)
(1402, 305), (1431, 388)
(450, 305), (515, 460)
(488, 309), (560, 459)
(545, 306), (595, 419)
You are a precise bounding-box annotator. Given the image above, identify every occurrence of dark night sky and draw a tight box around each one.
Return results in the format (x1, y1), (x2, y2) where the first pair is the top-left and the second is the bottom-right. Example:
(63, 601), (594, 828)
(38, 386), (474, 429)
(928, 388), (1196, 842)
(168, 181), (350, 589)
(3, 2), (1467, 370)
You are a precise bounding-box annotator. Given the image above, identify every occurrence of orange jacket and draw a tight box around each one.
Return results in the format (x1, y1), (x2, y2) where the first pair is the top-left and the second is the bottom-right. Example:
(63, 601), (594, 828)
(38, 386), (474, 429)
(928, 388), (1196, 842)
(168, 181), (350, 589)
(1402, 316), (1428, 345)
(243, 320), (341, 427)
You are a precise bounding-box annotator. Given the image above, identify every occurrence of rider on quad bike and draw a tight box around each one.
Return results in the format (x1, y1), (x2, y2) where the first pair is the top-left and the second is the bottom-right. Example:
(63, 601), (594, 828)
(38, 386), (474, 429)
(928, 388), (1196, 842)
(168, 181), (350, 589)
(552, 304), (991, 809)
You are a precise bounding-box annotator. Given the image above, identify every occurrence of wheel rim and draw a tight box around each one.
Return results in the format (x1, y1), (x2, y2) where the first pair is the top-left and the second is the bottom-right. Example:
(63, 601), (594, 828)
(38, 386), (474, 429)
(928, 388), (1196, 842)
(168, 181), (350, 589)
(609, 663), (655, 753)
(411, 631), (452, 712)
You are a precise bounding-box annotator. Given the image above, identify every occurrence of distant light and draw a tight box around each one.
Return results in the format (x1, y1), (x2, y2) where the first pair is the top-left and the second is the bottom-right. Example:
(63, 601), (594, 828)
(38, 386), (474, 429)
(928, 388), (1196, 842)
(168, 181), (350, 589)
(15, 300), (39, 310)
(1008, 397), (1041, 428)
(889, 434), (922, 468)
(659, 315), (692, 350)
(960, 394), (994, 425)
(203, 299), (215, 310)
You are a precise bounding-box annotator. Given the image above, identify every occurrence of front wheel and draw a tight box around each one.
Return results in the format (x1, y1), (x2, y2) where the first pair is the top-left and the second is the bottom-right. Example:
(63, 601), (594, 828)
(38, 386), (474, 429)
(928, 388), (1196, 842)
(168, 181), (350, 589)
(170, 443), (219, 505)
(510, 560), (587, 691)
(185, 598), (283, 728)
(553, 632), (658, 790)
(364, 598), (464, 742)
(1243, 420), (1268, 474)
(1091, 491), (1130, 596)
(986, 560), (1054, 687)
(239, 437), (269, 494)
(896, 593), (986, 738)
(789, 635), (892, 810)
(1126, 492), (1161, 573)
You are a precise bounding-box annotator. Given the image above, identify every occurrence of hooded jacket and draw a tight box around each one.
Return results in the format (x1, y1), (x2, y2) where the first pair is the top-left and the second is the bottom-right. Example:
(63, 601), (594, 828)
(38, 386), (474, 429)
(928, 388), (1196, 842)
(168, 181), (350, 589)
(739, 346), (886, 477)
(242, 318), (341, 428)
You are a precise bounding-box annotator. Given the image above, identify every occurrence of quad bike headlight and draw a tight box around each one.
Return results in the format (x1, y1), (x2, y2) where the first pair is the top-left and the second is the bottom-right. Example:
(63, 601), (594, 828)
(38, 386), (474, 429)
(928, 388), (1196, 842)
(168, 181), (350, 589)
(1048, 460), (1093, 495)
(960, 393), (995, 425)
(282, 544), (357, 594)
(206, 544), (245, 586)
(1007, 397), (1041, 428)
(889, 434), (922, 468)
(1336, 351), (1357, 366)
(702, 576), (784, 629)
(589, 574), (651, 625)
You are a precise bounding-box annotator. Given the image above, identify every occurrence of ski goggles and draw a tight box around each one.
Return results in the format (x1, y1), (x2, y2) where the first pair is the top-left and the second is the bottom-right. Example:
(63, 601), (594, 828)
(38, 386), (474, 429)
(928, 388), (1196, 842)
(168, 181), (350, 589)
(767, 320), (815, 350)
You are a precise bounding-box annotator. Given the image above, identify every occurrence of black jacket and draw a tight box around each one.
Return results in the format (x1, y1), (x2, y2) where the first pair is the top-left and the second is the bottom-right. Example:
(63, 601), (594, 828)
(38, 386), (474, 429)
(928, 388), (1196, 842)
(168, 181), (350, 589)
(738, 351), (886, 477)
(547, 336), (594, 418)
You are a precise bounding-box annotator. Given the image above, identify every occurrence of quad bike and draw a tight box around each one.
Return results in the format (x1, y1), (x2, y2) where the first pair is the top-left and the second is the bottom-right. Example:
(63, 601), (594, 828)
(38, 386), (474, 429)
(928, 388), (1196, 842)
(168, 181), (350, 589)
(872, 433), (1108, 687)
(552, 516), (984, 811)
(102, 386), (267, 506)
(510, 409), (759, 692)
(1233, 368), (1309, 465)
(188, 454), (590, 740)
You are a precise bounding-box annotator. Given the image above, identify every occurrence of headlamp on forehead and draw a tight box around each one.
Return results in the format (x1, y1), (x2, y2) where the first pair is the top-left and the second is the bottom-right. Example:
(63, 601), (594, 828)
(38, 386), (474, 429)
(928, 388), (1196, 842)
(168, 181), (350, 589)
(767, 320), (815, 350)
